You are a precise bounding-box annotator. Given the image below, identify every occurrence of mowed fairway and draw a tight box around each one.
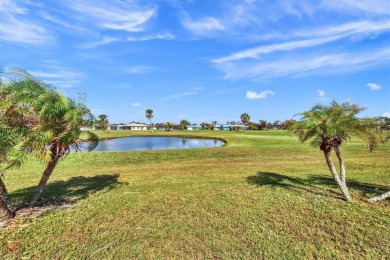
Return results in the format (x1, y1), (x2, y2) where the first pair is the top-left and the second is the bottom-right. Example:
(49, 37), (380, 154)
(1, 130), (389, 258)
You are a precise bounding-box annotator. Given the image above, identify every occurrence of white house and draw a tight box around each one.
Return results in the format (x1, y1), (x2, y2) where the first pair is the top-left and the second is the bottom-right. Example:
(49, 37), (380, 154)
(118, 123), (147, 130)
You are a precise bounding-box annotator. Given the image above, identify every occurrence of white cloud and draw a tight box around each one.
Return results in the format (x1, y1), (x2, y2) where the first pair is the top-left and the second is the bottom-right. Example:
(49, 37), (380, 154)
(132, 103), (141, 107)
(215, 47), (390, 80)
(29, 67), (83, 88)
(367, 83), (382, 91)
(213, 36), (341, 63)
(383, 112), (390, 118)
(213, 20), (390, 64)
(126, 33), (175, 42)
(82, 33), (174, 48)
(165, 87), (202, 100)
(246, 90), (275, 99)
(0, 0), (54, 45)
(39, 11), (81, 30)
(317, 89), (326, 97)
(81, 36), (122, 48)
(182, 15), (225, 36)
(322, 0), (390, 15)
(125, 66), (156, 75)
(66, 1), (156, 32)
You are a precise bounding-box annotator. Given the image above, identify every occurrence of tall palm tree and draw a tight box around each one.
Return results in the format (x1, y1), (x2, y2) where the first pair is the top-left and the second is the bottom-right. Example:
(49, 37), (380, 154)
(291, 101), (384, 202)
(241, 113), (250, 131)
(97, 114), (109, 139)
(145, 109), (153, 132)
(97, 114), (108, 130)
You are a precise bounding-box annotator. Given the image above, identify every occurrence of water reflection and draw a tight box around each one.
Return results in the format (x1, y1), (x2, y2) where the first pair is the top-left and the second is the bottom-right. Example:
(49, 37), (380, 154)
(89, 136), (224, 152)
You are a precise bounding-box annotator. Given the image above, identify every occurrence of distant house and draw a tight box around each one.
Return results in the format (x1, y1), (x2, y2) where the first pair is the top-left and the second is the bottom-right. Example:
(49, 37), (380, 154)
(270, 124), (282, 130)
(108, 124), (119, 130)
(187, 124), (201, 131)
(220, 124), (247, 131)
(118, 123), (147, 130)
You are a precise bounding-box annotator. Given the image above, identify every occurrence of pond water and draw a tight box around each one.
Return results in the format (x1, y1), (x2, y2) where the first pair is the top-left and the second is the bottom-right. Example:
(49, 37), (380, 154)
(91, 136), (224, 152)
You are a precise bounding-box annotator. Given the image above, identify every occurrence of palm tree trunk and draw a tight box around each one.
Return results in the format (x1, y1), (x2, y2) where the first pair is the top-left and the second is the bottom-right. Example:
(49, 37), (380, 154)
(29, 157), (60, 207)
(334, 147), (346, 185)
(368, 191), (390, 202)
(323, 151), (352, 202)
(0, 177), (14, 218)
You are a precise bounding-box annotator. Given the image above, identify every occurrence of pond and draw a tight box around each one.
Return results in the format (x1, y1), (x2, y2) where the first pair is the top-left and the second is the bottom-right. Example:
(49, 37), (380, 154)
(90, 136), (224, 152)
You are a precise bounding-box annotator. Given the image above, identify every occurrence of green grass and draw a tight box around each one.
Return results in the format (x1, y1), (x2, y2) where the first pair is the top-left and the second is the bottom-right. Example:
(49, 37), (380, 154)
(1, 130), (389, 258)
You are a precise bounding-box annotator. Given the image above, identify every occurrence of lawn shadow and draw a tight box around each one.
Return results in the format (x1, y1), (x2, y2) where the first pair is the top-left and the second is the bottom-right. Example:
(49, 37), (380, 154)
(11, 173), (126, 210)
(247, 172), (389, 201)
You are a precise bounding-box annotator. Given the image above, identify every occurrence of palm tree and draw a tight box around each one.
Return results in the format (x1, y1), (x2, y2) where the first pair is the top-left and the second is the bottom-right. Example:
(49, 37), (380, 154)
(97, 114), (109, 139)
(97, 114), (108, 130)
(259, 120), (268, 130)
(291, 101), (385, 202)
(165, 122), (173, 131)
(240, 113), (250, 131)
(1, 69), (99, 212)
(23, 95), (99, 206)
(145, 109), (153, 132)
(0, 69), (50, 217)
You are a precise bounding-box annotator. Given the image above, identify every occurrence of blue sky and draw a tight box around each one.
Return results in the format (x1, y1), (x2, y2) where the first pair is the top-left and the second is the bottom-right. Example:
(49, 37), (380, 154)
(1, 0), (389, 124)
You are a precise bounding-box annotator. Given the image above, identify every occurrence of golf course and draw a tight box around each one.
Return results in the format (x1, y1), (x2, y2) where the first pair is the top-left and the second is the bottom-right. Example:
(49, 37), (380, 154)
(1, 130), (389, 258)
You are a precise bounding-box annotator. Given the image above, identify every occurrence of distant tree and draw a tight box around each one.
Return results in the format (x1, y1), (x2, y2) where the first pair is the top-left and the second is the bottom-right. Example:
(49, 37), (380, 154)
(281, 119), (297, 130)
(258, 120), (268, 130)
(200, 122), (213, 130)
(212, 121), (218, 127)
(248, 122), (258, 130)
(145, 109), (154, 132)
(180, 119), (191, 130)
(292, 101), (388, 202)
(165, 122), (173, 131)
(97, 114), (109, 139)
(273, 120), (281, 126)
(241, 113), (250, 131)
(97, 114), (108, 130)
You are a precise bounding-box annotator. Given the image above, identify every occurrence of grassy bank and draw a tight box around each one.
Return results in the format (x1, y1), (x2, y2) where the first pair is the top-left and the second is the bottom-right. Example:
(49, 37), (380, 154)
(1, 130), (389, 258)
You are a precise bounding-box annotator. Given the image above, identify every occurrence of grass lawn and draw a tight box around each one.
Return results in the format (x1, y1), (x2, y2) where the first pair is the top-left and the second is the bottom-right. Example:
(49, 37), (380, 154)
(1, 130), (389, 258)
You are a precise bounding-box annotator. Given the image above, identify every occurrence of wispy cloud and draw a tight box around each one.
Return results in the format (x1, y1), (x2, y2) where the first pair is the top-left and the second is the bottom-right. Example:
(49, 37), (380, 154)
(215, 47), (390, 80)
(126, 33), (175, 42)
(132, 103), (141, 107)
(317, 89), (326, 97)
(213, 20), (390, 64)
(81, 33), (174, 48)
(0, 1), (54, 45)
(81, 36), (122, 48)
(383, 112), (390, 118)
(213, 36), (341, 63)
(246, 90), (274, 100)
(367, 83), (382, 91)
(125, 66), (156, 75)
(322, 0), (390, 15)
(181, 14), (225, 36)
(66, 1), (156, 32)
(39, 11), (81, 31)
(29, 65), (84, 88)
(165, 87), (202, 100)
